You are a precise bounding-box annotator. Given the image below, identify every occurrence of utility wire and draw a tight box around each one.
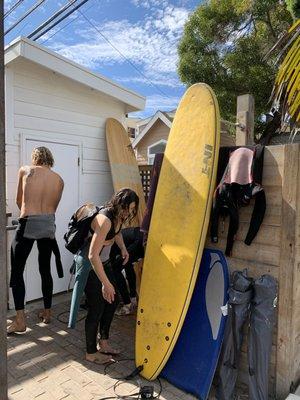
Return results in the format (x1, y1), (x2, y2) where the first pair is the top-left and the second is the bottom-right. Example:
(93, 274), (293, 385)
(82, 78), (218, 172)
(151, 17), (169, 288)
(28, 0), (78, 39)
(31, 0), (89, 41)
(33, 0), (171, 100)
(75, 6), (171, 99)
(39, 1), (95, 44)
(4, 0), (25, 19)
(5, 0), (47, 36)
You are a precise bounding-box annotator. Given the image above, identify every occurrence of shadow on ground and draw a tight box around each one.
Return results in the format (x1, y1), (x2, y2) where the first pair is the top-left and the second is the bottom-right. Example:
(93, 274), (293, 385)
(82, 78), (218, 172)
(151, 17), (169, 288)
(7, 294), (198, 400)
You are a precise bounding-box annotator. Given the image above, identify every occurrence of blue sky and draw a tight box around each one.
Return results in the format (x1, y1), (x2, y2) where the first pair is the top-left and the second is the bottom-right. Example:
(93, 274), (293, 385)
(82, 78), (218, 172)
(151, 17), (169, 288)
(4, 0), (201, 118)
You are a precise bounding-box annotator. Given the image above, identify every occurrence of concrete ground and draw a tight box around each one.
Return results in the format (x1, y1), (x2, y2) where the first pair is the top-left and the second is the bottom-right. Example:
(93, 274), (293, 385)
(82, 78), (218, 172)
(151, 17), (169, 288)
(7, 293), (248, 400)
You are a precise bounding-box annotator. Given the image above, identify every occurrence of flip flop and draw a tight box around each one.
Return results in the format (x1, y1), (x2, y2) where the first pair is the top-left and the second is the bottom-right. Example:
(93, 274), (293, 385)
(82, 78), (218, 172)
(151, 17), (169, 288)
(86, 354), (115, 365)
(38, 311), (51, 324)
(98, 347), (120, 355)
(7, 321), (26, 335)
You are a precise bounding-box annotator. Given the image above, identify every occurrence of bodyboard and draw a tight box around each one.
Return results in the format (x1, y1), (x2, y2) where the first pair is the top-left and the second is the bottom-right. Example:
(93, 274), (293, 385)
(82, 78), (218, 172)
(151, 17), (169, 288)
(161, 248), (229, 399)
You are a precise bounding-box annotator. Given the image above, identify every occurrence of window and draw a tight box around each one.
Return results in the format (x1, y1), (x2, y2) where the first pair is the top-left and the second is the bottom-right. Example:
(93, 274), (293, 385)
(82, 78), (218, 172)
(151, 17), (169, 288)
(127, 127), (136, 138)
(147, 140), (167, 165)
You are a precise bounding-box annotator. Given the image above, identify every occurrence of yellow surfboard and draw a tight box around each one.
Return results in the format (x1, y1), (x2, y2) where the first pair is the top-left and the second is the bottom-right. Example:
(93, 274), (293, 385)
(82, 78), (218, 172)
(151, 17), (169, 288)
(135, 83), (220, 380)
(105, 118), (146, 226)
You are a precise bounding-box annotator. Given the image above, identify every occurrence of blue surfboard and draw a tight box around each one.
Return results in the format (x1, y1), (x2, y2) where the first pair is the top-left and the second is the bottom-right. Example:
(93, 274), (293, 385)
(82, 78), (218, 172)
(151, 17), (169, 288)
(161, 248), (229, 400)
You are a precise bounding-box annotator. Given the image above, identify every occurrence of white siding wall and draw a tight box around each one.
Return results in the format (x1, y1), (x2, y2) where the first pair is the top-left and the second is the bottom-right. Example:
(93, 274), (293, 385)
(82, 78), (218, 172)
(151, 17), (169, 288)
(5, 58), (127, 219)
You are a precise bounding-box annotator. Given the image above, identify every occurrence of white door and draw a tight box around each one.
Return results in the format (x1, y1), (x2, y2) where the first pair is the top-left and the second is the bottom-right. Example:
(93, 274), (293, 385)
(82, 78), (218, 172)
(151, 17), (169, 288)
(23, 139), (79, 303)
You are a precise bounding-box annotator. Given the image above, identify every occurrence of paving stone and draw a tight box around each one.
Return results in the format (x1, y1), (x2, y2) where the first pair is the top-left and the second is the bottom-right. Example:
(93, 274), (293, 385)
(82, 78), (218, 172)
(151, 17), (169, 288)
(70, 360), (89, 373)
(59, 379), (94, 400)
(8, 297), (248, 400)
(62, 365), (93, 387)
(8, 387), (35, 400)
(8, 360), (28, 380)
(8, 384), (25, 396)
(81, 381), (108, 397)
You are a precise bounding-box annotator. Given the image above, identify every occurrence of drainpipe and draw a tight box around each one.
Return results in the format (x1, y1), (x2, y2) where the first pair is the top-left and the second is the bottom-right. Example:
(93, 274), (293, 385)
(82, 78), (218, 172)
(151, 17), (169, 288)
(0, 1), (8, 398)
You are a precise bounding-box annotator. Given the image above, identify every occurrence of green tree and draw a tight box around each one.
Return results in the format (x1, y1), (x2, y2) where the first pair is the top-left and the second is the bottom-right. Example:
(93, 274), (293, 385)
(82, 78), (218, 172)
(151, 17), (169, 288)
(178, 0), (293, 132)
(285, 0), (300, 20)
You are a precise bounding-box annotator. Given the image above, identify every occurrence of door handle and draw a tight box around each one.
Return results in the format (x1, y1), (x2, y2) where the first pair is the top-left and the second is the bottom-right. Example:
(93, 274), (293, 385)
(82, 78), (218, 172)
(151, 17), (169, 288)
(6, 220), (18, 231)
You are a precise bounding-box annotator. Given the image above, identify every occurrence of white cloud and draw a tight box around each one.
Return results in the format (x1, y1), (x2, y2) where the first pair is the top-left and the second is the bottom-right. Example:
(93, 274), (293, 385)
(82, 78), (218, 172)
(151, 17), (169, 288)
(4, 0), (15, 12)
(112, 75), (183, 89)
(145, 94), (181, 110)
(131, 0), (169, 9)
(131, 94), (181, 118)
(48, 5), (190, 88)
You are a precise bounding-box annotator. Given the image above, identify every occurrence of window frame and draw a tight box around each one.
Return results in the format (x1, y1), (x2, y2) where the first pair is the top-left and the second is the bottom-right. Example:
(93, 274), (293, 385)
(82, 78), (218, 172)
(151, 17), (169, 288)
(147, 139), (167, 165)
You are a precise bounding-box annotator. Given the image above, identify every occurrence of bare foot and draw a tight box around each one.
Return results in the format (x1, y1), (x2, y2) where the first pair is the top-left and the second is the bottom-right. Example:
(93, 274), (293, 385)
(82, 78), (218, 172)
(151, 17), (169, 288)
(85, 352), (114, 364)
(7, 318), (26, 334)
(38, 309), (51, 324)
(98, 339), (120, 355)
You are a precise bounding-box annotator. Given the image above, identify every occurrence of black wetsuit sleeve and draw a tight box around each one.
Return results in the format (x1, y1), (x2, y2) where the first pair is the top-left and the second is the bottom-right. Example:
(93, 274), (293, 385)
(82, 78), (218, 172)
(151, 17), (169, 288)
(210, 196), (220, 243)
(225, 204), (239, 256)
(252, 145), (265, 185)
(52, 238), (64, 278)
(244, 189), (266, 246)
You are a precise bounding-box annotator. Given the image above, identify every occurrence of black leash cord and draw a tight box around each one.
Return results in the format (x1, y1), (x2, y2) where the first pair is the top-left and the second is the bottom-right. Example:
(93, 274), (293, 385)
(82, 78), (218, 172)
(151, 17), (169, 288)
(56, 310), (86, 324)
(100, 360), (162, 400)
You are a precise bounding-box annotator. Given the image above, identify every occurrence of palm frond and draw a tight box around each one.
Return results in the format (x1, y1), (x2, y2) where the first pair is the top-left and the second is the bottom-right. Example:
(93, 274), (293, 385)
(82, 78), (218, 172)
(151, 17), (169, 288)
(270, 19), (300, 129)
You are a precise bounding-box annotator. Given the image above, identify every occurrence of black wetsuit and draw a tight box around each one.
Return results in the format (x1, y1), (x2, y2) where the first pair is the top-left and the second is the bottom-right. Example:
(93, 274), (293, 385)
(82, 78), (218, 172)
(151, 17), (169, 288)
(10, 216), (63, 310)
(210, 145), (266, 256)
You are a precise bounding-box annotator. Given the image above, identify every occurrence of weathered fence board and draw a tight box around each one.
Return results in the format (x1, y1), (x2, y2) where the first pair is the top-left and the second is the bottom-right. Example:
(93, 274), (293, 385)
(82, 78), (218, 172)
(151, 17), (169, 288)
(206, 145), (300, 399)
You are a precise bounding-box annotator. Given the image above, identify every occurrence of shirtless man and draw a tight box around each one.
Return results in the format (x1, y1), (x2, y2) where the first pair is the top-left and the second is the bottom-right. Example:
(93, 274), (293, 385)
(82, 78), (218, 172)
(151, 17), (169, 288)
(7, 147), (64, 334)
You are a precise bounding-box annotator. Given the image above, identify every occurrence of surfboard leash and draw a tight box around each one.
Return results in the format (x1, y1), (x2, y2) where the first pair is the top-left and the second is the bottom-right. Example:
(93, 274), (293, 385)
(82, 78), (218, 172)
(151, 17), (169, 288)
(98, 359), (162, 399)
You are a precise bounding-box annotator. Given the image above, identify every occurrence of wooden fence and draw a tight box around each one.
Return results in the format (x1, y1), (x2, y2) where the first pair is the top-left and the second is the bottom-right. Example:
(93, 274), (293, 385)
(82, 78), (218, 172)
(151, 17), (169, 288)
(139, 165), (152, 201)
(139, 144), (300, 398)
(137, 94), (300, 397)
(206, 144), (300, 398)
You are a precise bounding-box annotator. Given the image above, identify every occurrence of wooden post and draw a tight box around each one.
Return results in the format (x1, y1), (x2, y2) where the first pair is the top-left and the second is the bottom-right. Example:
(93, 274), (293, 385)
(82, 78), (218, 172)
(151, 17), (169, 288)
(0, 1), (8, 399)
(276, 144), (300, 398)
(235, 94), (255, 145)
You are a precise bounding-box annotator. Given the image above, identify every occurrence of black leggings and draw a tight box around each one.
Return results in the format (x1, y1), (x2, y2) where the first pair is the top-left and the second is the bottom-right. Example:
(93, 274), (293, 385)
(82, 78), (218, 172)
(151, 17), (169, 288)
(113, 261), (137, 304)
(110, 227), (144, 304)
(10, 228), (53, 310)
(85, 265), (119, 354)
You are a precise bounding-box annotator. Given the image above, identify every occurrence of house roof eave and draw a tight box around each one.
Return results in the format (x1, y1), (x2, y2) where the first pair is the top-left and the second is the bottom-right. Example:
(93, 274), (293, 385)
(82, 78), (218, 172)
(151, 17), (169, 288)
(132, 110), (172, 148)
(5, 37), (146, 112)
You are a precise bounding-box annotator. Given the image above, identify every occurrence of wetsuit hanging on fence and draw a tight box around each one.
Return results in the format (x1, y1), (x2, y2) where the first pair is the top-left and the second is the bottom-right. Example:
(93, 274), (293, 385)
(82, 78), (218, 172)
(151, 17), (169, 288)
(210, 145), (266, 256)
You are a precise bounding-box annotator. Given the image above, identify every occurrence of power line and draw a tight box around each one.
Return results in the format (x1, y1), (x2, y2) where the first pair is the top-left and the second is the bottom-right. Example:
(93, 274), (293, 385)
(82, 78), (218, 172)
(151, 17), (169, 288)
(28, 0), (78, 39)
(31, 0), (89, 41)
(31, 0), (171, 99)
(40, 2), (95, 44)
(4, 0), (25, 19)
(4, 0), (46, 36)
(75, 6), (171, 99)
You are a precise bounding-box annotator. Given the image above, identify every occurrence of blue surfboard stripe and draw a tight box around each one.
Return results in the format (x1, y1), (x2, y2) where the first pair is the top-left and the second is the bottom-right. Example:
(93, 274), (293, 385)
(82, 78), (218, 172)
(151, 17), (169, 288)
(161, 248), (229, 400)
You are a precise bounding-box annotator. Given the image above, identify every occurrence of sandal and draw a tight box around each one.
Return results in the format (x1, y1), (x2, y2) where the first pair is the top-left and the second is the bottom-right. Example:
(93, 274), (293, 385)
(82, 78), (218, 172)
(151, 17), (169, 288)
(86, 353), (115, 364)
(115, 304), (131, 316)
(38, 310), (51, 324)
(7, 320), (26, 335)
(98, 347), (120, 355)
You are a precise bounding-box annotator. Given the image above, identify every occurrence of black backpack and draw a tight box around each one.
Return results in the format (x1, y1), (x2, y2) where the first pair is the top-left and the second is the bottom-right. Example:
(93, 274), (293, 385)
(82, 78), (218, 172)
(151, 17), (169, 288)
(64, 203), (100, 254)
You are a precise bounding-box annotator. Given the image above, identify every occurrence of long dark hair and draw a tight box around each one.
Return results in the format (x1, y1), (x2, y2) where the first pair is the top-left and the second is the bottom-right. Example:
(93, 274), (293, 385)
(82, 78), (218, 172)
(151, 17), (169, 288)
(105, 188), (139, 224)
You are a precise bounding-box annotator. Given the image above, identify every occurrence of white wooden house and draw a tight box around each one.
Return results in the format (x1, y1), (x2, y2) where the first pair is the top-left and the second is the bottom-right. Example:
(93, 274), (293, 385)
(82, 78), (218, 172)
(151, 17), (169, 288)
(5, 37), (145, 305)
